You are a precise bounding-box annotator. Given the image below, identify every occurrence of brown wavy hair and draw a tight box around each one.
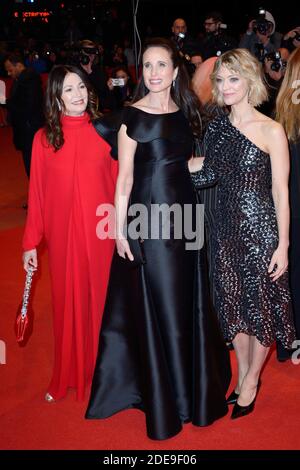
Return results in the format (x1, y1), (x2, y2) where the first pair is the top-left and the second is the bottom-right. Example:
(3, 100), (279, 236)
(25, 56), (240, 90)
(276, 47), (300, 142)
(132, 37), (206, 139)
(44, 64), (101, 151)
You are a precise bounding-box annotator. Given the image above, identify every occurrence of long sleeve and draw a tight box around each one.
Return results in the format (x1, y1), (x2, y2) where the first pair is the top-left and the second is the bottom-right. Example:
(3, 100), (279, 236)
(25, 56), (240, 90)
(190, 161), (217, 188)
(22, 130), (46, 251)
(190, 127), (218, 189)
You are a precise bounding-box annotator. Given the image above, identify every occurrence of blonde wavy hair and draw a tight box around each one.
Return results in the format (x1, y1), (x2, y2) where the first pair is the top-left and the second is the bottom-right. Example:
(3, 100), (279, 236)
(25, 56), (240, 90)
(211, 48), (268, 107)
(276, 47), (300, 142)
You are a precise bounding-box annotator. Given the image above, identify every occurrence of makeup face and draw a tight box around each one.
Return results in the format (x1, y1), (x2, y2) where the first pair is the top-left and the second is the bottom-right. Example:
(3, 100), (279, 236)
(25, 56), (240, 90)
(215, 65), (249, 106)
(60, 72), (88, 116)
(142, 47), (178, 93)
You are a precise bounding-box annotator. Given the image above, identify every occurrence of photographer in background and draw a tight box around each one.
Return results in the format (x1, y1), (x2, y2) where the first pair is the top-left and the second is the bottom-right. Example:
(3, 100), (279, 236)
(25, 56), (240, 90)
(200, 11), (237, 61)
(78, 39), (107, 110)
(170, 18), (201, 62)
(259, 48), (290, 117)
(105, 66), (134, 111)
(281, 27), (300, 53)
(239, 9), (282, 62)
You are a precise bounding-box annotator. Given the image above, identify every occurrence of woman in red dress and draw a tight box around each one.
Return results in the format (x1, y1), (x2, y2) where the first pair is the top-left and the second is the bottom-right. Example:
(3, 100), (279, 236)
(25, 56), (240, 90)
(22, 65), (118, 401)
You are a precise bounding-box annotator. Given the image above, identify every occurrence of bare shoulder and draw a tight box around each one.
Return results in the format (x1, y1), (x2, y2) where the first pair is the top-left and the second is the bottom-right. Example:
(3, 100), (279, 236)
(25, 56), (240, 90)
(258, 115), (287, 151)
(260, 116), (285, 139)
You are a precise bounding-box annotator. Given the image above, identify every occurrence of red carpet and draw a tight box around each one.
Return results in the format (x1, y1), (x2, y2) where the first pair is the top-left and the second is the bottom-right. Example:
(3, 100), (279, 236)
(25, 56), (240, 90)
(1, 126), (300, 450)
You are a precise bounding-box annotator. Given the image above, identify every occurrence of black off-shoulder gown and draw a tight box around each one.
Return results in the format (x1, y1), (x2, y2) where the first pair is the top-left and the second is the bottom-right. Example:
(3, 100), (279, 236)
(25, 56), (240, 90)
(85, 107), (231, 440)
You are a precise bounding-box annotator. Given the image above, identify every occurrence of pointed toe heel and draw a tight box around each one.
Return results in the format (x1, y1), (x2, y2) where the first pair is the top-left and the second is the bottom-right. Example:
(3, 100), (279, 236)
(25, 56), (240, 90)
(231, 379), (261, 419)
(231, 397), (256, 419)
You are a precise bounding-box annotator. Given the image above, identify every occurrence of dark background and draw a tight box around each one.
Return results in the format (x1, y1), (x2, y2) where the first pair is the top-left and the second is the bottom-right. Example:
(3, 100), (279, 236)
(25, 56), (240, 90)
(0, 0), (299, 42)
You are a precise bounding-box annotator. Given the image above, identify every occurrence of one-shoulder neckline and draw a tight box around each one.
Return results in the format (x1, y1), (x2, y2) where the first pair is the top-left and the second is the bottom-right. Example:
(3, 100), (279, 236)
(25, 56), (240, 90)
(224, 115), (269, 156)
(129, 106), (181, 116)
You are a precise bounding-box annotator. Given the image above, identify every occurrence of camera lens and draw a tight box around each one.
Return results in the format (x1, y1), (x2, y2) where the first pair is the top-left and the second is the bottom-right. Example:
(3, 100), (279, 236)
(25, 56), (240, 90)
(271, 61), (281, 72)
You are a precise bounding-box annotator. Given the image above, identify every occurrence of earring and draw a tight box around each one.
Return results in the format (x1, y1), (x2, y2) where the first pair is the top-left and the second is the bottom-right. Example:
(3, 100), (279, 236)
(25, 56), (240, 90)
(172, 79), (176, 88)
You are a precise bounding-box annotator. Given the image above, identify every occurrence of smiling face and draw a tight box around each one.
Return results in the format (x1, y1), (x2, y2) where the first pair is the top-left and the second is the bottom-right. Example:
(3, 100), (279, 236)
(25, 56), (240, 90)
(60, 72), (88, 116)
(142, 46), (178, 93)
(215, 65), (249, 106)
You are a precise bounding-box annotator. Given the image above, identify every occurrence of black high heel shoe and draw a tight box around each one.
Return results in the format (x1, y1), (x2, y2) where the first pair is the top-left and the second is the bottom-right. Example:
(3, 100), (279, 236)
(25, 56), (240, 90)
(226, 389), (239, 405)
(231, 380), (261, 420)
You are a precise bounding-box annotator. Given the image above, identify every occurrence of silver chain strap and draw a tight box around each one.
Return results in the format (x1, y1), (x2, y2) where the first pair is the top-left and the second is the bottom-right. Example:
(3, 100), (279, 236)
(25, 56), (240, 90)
(21, 267), (34, 319)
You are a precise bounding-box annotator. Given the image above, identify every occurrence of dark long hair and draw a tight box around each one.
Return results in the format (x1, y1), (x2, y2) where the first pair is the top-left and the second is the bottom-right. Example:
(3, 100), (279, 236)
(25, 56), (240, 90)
(132, 37), (205, 139)
(44, 64), (100, 151)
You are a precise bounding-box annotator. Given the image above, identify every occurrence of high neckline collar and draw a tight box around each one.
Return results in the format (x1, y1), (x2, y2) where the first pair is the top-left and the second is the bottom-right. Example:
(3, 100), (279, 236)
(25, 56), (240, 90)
(61, 112), (90, 128)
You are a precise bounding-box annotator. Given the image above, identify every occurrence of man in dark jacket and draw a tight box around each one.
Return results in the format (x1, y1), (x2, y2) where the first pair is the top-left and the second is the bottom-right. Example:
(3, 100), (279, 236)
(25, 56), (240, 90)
(4, 53), (44, 178)
(200, 11), (237, 60)
(170, 18), (202, 61)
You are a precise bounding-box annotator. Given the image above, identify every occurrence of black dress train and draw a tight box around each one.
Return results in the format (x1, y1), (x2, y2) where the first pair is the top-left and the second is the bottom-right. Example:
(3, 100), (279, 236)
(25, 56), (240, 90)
(85, 107), (231, 440)
(190, 114), (296, 349)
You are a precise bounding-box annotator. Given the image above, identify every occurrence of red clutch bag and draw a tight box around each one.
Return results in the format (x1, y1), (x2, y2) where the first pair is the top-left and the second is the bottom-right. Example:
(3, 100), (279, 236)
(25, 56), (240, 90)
(15, 267), (34, 344)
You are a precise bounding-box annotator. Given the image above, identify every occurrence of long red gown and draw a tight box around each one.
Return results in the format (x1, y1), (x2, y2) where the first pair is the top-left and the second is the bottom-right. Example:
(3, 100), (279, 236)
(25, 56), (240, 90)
(23, 113), (118, 400)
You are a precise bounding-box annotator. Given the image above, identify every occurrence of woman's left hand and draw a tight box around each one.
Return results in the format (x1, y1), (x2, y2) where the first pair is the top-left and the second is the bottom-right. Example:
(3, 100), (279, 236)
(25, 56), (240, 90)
(268, 246), (288, 282)
(188, 156), (205, 173)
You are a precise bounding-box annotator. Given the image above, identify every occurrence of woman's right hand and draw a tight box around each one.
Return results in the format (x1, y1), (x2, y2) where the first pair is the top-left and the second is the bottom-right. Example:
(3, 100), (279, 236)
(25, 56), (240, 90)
(23, 249), (38, 272)
(116, 237), (134, 261)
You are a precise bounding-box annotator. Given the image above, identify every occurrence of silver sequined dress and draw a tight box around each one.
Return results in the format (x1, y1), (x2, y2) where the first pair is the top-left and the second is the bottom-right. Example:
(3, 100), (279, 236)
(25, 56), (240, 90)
(191, 115), (296, 348)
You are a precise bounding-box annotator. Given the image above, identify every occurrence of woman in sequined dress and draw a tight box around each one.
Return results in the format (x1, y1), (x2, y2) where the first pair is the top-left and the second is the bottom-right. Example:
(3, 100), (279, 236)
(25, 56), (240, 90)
(189, 49), (296, 419)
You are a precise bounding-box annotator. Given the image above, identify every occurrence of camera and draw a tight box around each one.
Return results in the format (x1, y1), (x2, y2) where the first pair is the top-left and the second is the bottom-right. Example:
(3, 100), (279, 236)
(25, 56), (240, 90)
(79, 47), (98, 66)
(265, 51), (287, 72)
(81, 47), (98, 55)
(64, 44), (98, 67)
(111, 78), (125, 87)
(253, 7), (273, 36)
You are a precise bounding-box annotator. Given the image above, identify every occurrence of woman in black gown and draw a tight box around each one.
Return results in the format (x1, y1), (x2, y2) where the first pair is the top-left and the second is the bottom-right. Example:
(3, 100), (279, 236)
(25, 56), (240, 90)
(189, 49), (296, 419)
(86, 38), (231, 440)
